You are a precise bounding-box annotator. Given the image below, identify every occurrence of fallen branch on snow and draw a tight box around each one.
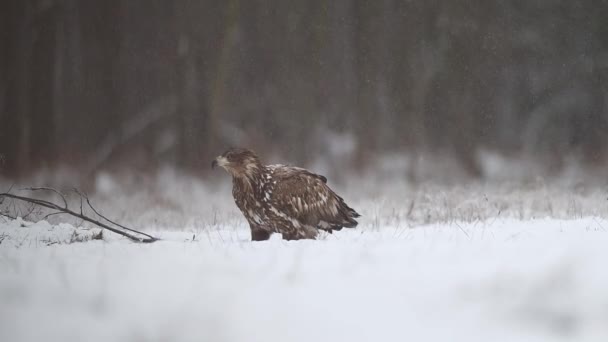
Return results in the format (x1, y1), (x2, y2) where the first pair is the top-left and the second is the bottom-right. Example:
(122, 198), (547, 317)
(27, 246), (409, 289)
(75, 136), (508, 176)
(0, 187), (159, 243)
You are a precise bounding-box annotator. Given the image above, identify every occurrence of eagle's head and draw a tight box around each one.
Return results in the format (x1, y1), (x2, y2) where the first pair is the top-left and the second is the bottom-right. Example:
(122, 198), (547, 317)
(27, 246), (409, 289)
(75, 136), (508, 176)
(212, 148), (261, 178)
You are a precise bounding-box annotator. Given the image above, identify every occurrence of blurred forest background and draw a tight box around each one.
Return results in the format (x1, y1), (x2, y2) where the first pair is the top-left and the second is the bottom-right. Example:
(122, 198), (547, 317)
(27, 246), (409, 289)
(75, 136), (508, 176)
(2, 0), (608, 182)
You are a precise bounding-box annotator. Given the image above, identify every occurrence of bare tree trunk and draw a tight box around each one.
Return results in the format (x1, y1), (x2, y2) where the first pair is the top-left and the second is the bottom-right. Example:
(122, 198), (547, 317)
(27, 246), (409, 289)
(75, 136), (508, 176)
(14, 2), (34, 176)
(352, 0), (380, 169)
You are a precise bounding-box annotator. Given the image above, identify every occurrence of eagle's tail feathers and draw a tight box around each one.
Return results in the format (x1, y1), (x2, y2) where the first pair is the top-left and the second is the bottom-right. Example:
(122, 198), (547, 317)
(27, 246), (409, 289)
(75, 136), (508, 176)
(338, 201), (360, 228)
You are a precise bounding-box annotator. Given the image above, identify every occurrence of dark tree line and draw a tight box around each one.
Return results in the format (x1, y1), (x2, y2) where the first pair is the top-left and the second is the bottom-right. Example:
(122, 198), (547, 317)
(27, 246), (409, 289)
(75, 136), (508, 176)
(1, 0), (608, 180)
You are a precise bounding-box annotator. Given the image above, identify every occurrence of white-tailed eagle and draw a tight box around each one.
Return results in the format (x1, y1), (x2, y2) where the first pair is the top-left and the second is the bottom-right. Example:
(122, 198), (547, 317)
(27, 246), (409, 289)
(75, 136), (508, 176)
(212, 148), (360, 240)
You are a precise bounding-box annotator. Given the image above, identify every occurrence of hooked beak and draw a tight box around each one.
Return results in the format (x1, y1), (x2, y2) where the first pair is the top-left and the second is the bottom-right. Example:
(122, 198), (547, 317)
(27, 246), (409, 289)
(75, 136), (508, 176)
(212, 156), (228, 169)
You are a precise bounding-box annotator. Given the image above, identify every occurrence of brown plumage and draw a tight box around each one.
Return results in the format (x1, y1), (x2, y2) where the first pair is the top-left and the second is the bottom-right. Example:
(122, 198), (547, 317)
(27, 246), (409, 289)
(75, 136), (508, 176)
(212, 148), (360, 240)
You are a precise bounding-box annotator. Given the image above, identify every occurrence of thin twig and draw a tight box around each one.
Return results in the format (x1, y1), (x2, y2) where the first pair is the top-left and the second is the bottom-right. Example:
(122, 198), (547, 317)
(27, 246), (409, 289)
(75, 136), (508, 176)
(0, 211), (16, 220)
(454, 222), (471, 239)
(21, 203), (37, 220)
(42, 211), (66, 220)
(81, 192), (158, 241)
(406, 198), (416, 219)
(77, 190), (84, 215)
(23, 187), (68, 209)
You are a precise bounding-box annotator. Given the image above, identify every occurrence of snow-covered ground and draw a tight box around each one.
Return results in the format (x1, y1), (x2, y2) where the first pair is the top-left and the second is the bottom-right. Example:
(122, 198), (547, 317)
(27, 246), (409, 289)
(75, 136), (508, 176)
(2, 163), (608, 341)
(1, 216), (608, 342)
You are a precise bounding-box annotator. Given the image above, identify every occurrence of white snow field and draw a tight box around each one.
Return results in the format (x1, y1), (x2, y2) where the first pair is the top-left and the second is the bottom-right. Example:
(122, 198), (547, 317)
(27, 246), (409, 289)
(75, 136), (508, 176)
(1, 216), (608, 342)
(2, 164), (608, 342)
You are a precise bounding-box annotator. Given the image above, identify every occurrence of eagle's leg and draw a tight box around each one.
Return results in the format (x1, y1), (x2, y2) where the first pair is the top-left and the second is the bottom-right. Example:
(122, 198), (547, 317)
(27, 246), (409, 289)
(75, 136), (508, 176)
(281, 226), (318, 240)
(251, 227), (271, 241)
(281, 232), (298, 240)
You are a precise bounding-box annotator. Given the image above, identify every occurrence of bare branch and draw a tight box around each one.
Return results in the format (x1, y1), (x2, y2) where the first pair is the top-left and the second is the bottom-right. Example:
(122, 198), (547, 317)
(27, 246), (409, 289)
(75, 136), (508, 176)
(22, 187), (68, 209)
(80, 191), (158, 241)
(1, 184), (15, 205)
(0, 211), (16, 220)
(0, 192), (159, 243)
(42, 211), (66, 221)
(21, 202), (38, 220)
(78, 192), (83, 215)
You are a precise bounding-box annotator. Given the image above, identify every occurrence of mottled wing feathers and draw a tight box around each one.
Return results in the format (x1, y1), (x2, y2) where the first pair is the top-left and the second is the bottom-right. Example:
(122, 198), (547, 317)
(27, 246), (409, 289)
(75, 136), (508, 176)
(221, 149), (359, 240)
(270, 166), (359, 232)
(268, 165), (327, 183)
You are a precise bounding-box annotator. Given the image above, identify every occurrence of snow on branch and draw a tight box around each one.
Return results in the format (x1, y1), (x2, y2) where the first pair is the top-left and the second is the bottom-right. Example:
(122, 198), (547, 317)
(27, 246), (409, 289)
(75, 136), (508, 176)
(0, 187), (159, 243)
